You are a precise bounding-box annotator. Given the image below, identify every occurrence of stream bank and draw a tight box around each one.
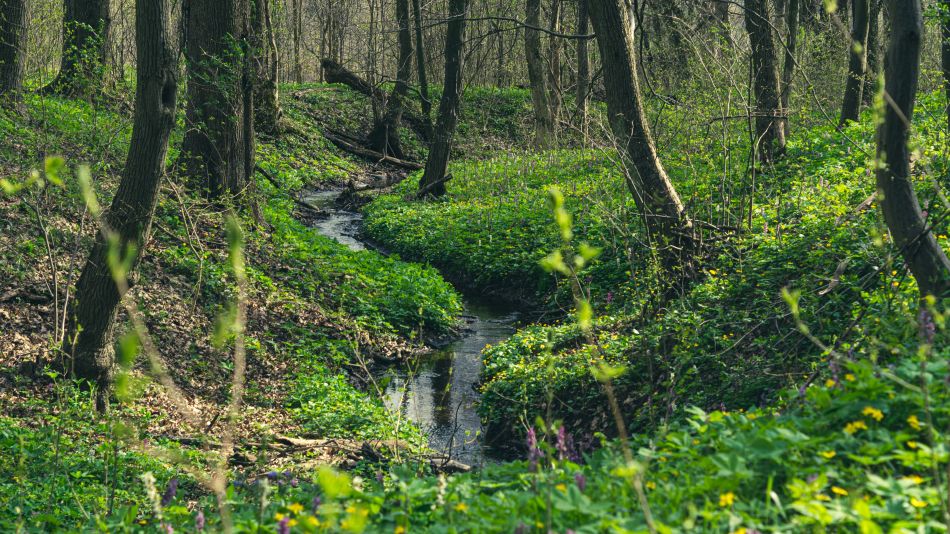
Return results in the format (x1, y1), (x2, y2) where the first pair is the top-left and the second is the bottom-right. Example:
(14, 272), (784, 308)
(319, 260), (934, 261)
(302, 188), (519, 466)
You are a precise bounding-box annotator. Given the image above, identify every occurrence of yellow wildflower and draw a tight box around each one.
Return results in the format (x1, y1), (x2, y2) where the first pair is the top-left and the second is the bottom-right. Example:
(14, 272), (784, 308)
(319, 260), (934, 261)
(862, 406), (884, 421)
(288, 503), (304, 514)
(816, 494), (831, 501)
(732, 529), (747, 534)
(719, 492), (735, 507)
(394, 526), (406, 534)
(910, 498), (927, 509)
(305, 516), (320, 527)
(555, 483), (567, 492)
(844, 373), (856, 382)
(844, 420), (868, 434)
(825, 379), (836, 388)
(646, 481), (656, 490)
(831, 486), (848, 496)
(907, 440), (919, 449)
(902, 475), (924, 485)
(907, 415), (921, 430)
(819, 450), (836, 459)
(454, 502), (468, 512)
(274, 513), (286, 521)
(287, 519), (298, 527)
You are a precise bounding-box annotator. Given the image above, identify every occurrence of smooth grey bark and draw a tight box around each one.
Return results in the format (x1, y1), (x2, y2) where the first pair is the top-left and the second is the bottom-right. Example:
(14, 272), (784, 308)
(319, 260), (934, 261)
(839, 0), (870, 125)
(588, 0), (695, 274)
(525, 0), (554, 148)
(181, 0), (255, 200)
(780, 0), (800, 134)
(67, 0), (178, 411)
(368, 0), (412, 158)
(46, 0), (111, 95)
(0, 0), (27, 97)
(744, 0), (786, 163)
(876, 0), (950, 298)
(417, 0), (467, 198)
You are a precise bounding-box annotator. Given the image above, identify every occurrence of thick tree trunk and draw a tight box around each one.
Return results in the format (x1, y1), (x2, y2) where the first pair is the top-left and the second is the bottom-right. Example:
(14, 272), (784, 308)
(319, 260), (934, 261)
(839, 0), (870, 125)
(863, 0), (881, 105)
(525, 0), (554, 148)
(417, 0), (467, 198)
(66, 0), (178, 411)
(368, 0), (412, 158)
(252, 0), (282, 136)
(588, 0), (695, 275)
(780, 0), (800, 134)
(0, 0), (27, 98)
(876, 0), (950, 298)
(46, 0), (111, 96)
(547, 0), (563, 124)
(576, 0), (589, 132)
(181, 0), (254, 200)
(744, 0), (786, 163)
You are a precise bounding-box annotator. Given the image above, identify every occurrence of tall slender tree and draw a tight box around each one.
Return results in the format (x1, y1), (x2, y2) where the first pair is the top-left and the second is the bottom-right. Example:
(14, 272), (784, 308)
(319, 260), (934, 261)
(588, 0), (695, 275)
(576, 0), (590, 134)
(417, 0), (468, 198)
(46, 0), (111, 95)
(862, 0), (881, 105)
(876, 0), (950, 298)
(839, 0), (870, 125)
(780, 0), (800, 135)
(525, 0), (554, 148)
(67, 0), (179, 411)
(0, 0), (27, 98)
(252, 0), (282, 135)
(411, 0), (432, 135)
(744, 0), (786, 163)
(181, 0), (255, 201)
(368, 0), (412, 158)
(941, 0), (949, 132)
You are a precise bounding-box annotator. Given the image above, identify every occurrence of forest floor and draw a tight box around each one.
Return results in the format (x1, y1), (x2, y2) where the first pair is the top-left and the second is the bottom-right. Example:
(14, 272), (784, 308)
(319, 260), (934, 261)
(1, 84), (949, 532)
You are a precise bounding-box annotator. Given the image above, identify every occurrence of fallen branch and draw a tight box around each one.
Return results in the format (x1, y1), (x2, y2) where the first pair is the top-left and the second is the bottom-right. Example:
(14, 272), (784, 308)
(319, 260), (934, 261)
(323, 132), (423, 170)
(415, 173), (453, 199)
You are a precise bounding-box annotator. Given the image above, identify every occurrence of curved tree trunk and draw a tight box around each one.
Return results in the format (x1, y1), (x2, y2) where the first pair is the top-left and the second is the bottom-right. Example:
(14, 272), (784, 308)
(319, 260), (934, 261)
(0, 0), (27, 98)
(588, 0), (695, 276)
(417, 0), (467, 198)
(368, 0), (412, 158)
(839, 0), (870, 125)
(744, 0), (786, 163)
(45, 0), (111, 96)
(876, 0), (950, 298)
(525, 0), (554, 148)
(181, 0), (254, 201)
(66, 0), (178, 411)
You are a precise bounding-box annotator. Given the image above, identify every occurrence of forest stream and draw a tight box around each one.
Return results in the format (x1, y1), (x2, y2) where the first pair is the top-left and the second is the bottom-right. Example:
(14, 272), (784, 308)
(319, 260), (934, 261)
(303, 188), (519, 465)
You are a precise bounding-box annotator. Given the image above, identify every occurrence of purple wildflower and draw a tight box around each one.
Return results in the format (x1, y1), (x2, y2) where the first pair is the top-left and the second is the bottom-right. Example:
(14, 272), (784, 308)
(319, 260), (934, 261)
(160, 478), (178, 507)
(311, 496), (322, 513)
(266, 471), (279, 480)
(377, 471), (385, 485)
(606, 291), (614, 305)
(195, 510), (205, 531)
(289, 478), (299, 488)
(919, 309), (936, 344)
(161, 523), (174, 534)
(574, 472), (587, 492)
(278, 517), (290, 534)
(556, 426), (576, 461)
(526, 427), (542, 471)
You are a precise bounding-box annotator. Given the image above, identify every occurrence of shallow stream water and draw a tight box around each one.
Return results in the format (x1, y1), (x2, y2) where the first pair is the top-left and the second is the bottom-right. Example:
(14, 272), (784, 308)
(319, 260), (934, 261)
(302, 189), (517, 465)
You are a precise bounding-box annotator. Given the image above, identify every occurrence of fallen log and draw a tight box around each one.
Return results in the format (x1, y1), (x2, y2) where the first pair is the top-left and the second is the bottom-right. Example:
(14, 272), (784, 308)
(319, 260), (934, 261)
(415, 173), (453, 199)
(321, 58), (431, 142)
(323, 131), (423, 170)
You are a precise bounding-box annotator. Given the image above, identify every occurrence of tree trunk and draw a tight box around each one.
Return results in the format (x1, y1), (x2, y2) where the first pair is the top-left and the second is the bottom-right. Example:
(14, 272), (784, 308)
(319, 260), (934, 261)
(181, 0), (254, 201)
(0, 0), (27, 98)
(587, 0), (695, 275)
(711, 0), (733, 51)
(839, 0), (870, 125)
(368, 0), (412, 158)
(863, 0), (881, 105)
(942, 0), (949, 133)
(66, 0), (178, 412)
(252, 0), (282, 136)
(293, 0), (302, 82)
(576, 0), (589, 133)
(780, 0), (800, 135)
(876, 0), (950, 298)
(525, 0), (554, 148)
(744, 0), (786, 163)
(411, 0), (432, 134)
(417, 0), (467, 198)
(547, 0), (563, 124)
(45, 0), (111, 96)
